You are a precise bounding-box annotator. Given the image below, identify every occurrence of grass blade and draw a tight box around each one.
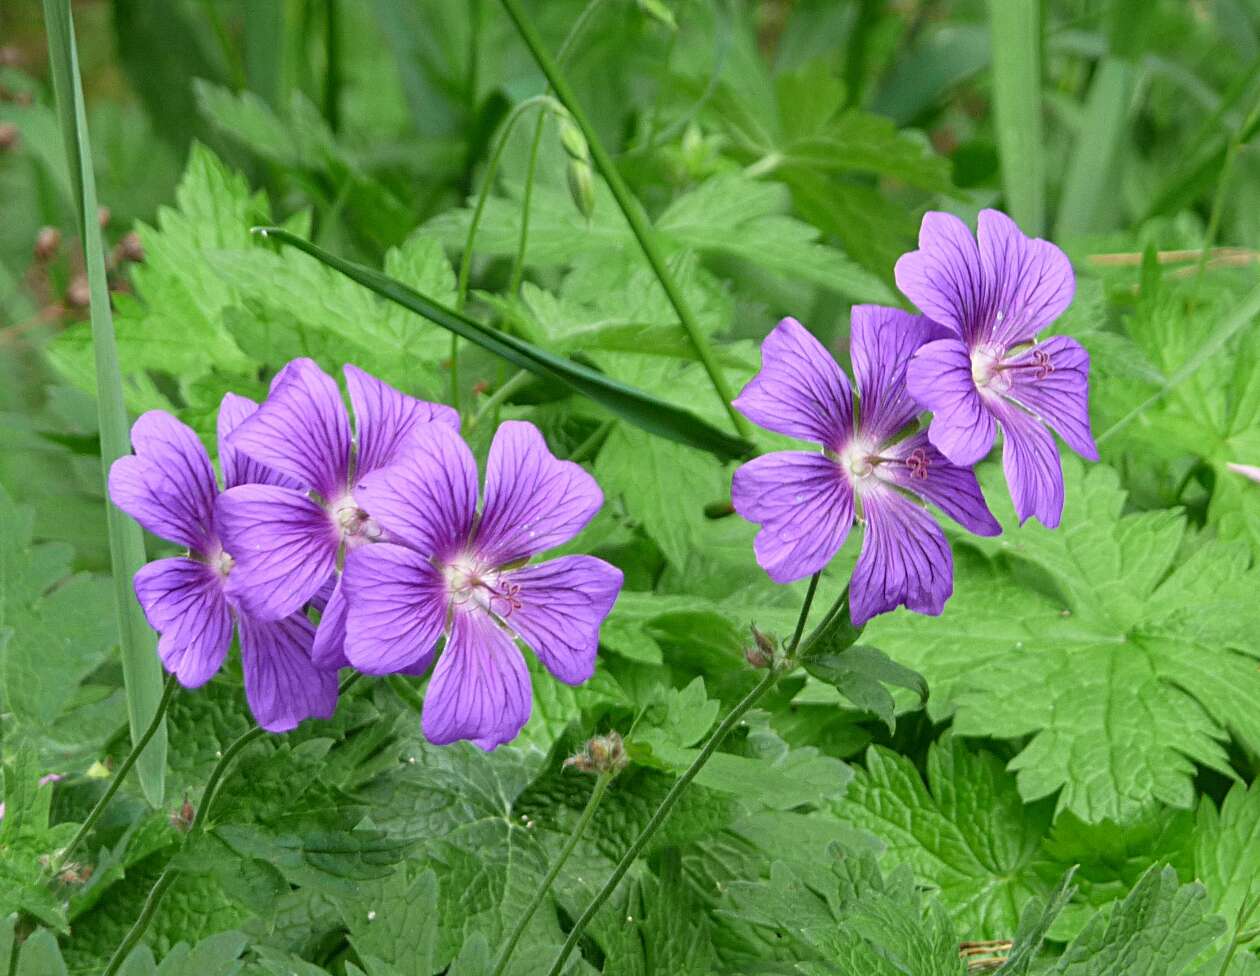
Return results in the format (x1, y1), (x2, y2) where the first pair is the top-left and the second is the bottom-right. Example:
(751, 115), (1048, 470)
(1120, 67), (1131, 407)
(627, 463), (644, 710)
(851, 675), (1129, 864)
(42, 0), (167, 805)
(988, 0), (1046, 235)
(254, 227), (752, 461)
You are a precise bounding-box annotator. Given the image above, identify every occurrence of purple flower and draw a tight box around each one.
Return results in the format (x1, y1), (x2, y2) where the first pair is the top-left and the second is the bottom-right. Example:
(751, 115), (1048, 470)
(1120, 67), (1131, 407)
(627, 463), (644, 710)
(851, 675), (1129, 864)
(731, 310), (1000, 627)
(896, 210), (1098, 528)
(340, 420), (623, 750)
(215, 359), (458, 668)
(108, 399), (338, 732)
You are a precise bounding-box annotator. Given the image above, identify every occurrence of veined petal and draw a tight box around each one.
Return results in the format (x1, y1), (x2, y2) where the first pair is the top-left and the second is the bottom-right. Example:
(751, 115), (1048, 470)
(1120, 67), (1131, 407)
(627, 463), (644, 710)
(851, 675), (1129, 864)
(342, 544), (447, 675)
(216, 485), (340, 619)
(229, 358), (351, 499)
(990, 397), (1066, 528)
(344, 364), (460, 478)
(109, 411), (218, 552)
(422, 609), (531, 751)
(310, 574), (349, 670)
(850, 305), (942, 443)
(731, 451), (854, 584)
(133, 557), (232, 688)
(894, 211), (988, 342)
(475, 421), (602, 566)
(238, 613), (338, 733)
(504, 555), (623, 685)
(732, 317), (853, 450)
(977, 209), (1075, 348)
(906, 337), (997, 466)
(1002, 336), (1097, 461)
(217, 392), (302, 491)
(850, 487), (953, 628)
(876, 431), (1001, 536)
(354, 422), (477, 559)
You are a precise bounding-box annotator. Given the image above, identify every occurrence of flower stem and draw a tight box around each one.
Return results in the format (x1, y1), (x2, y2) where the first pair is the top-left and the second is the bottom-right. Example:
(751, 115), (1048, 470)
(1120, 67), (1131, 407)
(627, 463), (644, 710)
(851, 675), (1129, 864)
(495, 0), (751, 440)
(470, 368), (533, 431)
(56, 672), (180, 870)
(491, 771), (613, 976)
(100, 674), (361, 975)
(542, 574), (826, 976)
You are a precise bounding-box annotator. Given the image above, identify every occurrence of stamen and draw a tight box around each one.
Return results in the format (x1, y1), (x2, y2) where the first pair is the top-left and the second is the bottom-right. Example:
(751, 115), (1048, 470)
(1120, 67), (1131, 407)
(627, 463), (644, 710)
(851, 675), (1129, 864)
(906, 448), (930, 480)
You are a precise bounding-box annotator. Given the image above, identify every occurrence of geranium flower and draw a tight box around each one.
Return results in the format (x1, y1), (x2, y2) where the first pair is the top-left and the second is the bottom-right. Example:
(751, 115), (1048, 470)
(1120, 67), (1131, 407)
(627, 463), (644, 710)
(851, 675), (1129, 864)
(215, 359), (457, 668)
(108, 398), (337, 732)
(897, 209), (1097, 527)
(340, 421), (623, 750)
(731, 310), (1000, 627)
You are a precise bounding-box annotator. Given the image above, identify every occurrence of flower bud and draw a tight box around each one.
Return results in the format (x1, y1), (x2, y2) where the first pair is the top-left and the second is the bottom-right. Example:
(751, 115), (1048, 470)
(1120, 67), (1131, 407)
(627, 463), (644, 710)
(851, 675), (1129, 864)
(557, 116), (589, 163)
(745, 625), (777, 669)
(636, 0), (677, 29)
(115, 231), (144, 264)
(34, 226), (61, 261)
(0, 122), (18, 153)
(170, 797), (195, 832)
(563, 731), (628, 776)
(66, 274), (90, 308)
(97, 205), (111, 229)
(566, 158), (596, 220)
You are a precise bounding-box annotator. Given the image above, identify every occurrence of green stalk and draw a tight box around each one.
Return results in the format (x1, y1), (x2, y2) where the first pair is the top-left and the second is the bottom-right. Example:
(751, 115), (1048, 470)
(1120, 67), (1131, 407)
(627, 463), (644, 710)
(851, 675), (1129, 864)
(491, 772), (613, 976)
(542, 575), (831, 976)
(56, 673), (180, 869)
(42, 0), (167, 806)
(496, 0), (750, 439)
(1197, 96), (1260, 279)
(470, 368), (533, 431)
(988, 0), (1046, 235)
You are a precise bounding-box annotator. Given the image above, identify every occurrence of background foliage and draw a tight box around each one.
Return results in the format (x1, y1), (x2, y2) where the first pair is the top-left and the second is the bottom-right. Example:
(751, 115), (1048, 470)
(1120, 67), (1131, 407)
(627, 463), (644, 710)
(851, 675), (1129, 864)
(3, 0), (1260, 973)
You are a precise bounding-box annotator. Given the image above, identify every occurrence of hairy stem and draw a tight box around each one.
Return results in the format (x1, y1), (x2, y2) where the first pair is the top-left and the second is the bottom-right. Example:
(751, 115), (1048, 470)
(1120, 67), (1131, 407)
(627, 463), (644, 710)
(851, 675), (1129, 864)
(56, 672), (180, 871)
(543, 574), (830, 975)
(496, 0), (751, 439)
(491, 772), (613, 976)
(100, 674), (362, 975)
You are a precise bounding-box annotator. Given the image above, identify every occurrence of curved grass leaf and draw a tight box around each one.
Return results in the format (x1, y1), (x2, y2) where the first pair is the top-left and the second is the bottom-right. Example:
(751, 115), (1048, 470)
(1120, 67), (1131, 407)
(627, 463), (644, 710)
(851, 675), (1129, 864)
(42, 0), (166, 805)
(253, 227), (753, 461)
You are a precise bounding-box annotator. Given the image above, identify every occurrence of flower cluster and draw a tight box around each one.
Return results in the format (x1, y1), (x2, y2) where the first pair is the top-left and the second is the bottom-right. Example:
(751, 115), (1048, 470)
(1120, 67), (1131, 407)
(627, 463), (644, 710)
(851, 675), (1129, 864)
(733, 210), (1095, 625)
(110, 360), (623, 745)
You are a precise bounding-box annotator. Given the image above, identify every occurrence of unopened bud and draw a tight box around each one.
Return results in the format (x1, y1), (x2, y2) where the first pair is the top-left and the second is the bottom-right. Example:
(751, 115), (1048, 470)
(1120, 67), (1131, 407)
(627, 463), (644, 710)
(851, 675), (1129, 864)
(566, 158), (595, 220)
(636, 0), (678, 29)
(66, 274), (90, 308)
(170, 797), (195, 832)
(557, 116), (589, 162)
(0, 122), (18, 152)
(97, 205), (111, 229)
(745, 625), (777, 669)
(34, 226), (61, 261)
(56, 861), (92, 886)
(563, 731), (628, 776)
(0, 47), (21, 68)
(115, 231), (144, 263)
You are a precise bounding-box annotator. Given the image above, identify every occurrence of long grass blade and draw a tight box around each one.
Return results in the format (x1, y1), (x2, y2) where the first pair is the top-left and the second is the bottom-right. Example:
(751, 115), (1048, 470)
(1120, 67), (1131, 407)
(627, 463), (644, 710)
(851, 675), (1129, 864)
(254, 227), (752, 461)
(988, 0), (1046, 235)
(42, 0), (166, 805)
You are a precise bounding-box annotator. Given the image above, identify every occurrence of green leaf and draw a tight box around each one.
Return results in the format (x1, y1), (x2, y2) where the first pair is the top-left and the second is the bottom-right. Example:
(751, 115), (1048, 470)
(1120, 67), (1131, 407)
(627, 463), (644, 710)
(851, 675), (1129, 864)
(41, 0), (166, 804)
(1054, 866), (1226, 975)
(837, 738), (1053, 939)
(864, 460), (1260, 822)
(255, 227), (752, 461)
(15, 929), (68, 976)
(987, 0), (1046, 234)
(1195, 781), (1260, 925)
(803, 645), (926, 733)
(997, 867), (1079, 975)
(337, 870), (439, 976)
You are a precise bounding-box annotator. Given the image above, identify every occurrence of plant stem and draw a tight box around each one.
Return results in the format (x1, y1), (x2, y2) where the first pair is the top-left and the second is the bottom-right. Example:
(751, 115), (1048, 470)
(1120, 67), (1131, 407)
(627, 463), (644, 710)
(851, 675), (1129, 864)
(542, 573), (828, 976)
(470, 368), (533, 430)
(496, 0), (751, 440)
(56, 673), (180, 869)
(567, 419), (614, 463)
(491, 772), (613, 976)
(100, 674), (362, 975)
(1198, 95), (1260, 279)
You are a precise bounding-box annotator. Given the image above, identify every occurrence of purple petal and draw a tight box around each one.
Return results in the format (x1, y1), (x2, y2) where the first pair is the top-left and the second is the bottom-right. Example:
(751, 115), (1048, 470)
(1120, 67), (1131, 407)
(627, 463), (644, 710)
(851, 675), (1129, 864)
(109, 412), (218, 553)
(216, 485), (340, 619)
(133, 557), (232, 688)
(894, 212), (988, 343)
(354, 422), (477, 559)
(990, 398), (1066, 528)
(344, 364), (460, 478)
(732, 317), (853, 451)
(217, 393), (302, 491)
(474, 421), (602, 566)
(977, 209), (1075, 347)
(876, 431), (1001, 536)
(310, 574), (349, 670)
(422, 609), (531, 751)
(1001, 336), (1097, 461)
(503, 555), (624, 685)
(731, 451), (854, 584)
(238, 612), (339, 733)
(342, 544), (447, 675)
(850, 487), (953, 628)
(228, 358), (351, 499)
(906, 337), (997, 466)
(849, 305), (943, 443)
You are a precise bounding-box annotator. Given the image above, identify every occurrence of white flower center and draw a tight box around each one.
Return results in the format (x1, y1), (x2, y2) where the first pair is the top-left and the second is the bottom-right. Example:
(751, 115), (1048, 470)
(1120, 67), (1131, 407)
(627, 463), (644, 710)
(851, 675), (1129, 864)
(838, 442), (876, 482)
(443, 555), (522, 618)
(970, 345), (1008, 391)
